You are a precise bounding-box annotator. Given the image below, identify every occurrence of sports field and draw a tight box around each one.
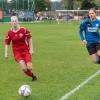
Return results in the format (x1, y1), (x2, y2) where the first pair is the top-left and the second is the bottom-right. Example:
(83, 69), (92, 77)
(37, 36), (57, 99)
(0, 21), (100, 100)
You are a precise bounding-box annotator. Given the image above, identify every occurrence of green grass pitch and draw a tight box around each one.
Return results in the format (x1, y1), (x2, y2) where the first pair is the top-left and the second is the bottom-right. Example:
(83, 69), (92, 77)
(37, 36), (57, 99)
(0, 21), (100, 100)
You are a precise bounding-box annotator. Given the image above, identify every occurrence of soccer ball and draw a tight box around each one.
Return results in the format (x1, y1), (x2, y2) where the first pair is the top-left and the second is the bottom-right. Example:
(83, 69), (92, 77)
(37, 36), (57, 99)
(19, 85), (32, 96)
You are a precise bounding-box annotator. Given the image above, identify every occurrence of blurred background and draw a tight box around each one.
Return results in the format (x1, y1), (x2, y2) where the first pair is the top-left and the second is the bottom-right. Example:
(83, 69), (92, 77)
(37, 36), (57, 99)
(0, 0), (100, 22)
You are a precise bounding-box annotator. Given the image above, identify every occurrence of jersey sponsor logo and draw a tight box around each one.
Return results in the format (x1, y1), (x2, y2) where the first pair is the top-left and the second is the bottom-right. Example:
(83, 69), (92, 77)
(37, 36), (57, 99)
(19, 33), (23, 37)
(96, 24), (99, 27)
(88, 27), (98, 32)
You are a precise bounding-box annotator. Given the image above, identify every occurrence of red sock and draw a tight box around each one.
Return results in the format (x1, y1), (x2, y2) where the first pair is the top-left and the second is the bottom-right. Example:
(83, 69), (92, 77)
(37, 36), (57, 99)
(24, 69), (33, 77)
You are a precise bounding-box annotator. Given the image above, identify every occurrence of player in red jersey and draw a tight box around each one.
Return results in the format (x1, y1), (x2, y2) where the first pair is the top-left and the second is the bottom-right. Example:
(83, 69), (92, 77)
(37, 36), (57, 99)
(4, 16), (37, 81)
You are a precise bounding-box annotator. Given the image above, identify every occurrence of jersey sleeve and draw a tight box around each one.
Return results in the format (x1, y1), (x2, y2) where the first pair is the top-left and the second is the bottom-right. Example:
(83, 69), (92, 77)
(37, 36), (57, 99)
(24, 28), (32, 39)
(5, 32), (11, 45)
(79, 22), (86, 41)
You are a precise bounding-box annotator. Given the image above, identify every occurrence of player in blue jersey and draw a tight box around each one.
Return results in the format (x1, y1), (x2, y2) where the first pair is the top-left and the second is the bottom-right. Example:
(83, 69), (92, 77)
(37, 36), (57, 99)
(79, 8), (100, 64)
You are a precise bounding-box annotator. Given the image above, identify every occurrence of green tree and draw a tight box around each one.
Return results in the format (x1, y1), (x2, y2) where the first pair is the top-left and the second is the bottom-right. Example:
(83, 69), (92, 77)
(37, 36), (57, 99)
(95, 0), (100, 9)
(45, 0), (51, 10)
(9, 0), (34, 10)
(9, 0), (16, 10)
(74, 0), (81, 10)
(35, 0), (49, 12)
(62, 0), (74, 9)
(0, 0), (8, 10)
(81, 0), (98, 10)
(62, 0), (81, 10)
(61, 0), (98, 10)
(8, 0), (50, 11)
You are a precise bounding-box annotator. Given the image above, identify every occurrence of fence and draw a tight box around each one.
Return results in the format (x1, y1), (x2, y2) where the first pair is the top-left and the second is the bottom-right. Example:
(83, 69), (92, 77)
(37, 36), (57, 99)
(55, 10), (100, 20)
(0, 10), (100, 22)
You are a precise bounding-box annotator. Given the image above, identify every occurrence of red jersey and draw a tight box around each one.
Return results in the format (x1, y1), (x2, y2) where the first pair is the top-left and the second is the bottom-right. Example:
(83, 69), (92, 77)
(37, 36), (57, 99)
(5, 27), (31, 55)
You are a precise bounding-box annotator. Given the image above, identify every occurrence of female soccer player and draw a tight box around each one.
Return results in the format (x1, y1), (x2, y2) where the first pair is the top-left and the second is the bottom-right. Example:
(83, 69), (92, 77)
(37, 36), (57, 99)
(5, 16), (37, 81)
(79, 8), (100, 64)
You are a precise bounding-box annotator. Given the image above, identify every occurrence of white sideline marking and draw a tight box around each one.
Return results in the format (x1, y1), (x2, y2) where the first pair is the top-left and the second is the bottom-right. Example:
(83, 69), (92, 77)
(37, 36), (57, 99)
(60, 70), (100, 100)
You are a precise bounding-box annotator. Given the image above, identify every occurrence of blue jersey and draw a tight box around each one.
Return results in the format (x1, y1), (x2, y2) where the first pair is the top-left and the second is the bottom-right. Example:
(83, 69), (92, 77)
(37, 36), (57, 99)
(79, 18), (100, 46)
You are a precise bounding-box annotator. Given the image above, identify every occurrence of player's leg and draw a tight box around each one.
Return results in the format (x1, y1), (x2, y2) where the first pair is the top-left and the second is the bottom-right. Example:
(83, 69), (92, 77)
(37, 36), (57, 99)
(15, 54), (28, 72)
(18, 60), (34, 77)
(96, 43), (100, 64)
(19, 60), (27, 71)
(87, 44), (98, 63)
(90, 53), (98, 63)
(24, 53), (37, 81)
(97, 50), (100, 56)
(26, 62), (37, 81)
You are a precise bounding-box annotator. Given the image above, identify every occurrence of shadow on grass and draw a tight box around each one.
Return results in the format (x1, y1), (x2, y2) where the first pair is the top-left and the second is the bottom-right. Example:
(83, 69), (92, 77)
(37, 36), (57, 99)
(19, 96), (33, 100)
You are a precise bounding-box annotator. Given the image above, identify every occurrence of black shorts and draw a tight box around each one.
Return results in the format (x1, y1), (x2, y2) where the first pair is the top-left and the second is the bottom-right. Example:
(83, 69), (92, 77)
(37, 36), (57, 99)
(87, 43), (100, 55)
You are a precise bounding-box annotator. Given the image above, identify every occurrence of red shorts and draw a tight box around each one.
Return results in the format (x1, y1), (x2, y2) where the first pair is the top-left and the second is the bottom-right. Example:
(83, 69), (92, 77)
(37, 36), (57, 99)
(14, 53), (32, 63)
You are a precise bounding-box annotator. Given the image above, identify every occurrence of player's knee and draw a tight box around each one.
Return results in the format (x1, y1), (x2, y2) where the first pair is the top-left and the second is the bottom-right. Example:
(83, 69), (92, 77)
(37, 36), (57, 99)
(94, 56), (100, 64)
(27, 63), (32, 70)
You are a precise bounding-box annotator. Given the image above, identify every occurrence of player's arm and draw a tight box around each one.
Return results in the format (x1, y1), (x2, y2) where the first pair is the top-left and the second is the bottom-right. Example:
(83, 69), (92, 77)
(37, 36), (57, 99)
(5, 45), (9, 58)
(79, 22), (87, 46)
(4, 34), (11, 58)
(25, 28), (34, 55)
(28, 37), (34, 55)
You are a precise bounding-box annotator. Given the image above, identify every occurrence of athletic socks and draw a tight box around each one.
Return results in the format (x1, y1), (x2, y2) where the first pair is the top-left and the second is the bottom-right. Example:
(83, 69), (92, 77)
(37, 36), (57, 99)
(24, 69), (37, 81)
(24, 69), (34, 77)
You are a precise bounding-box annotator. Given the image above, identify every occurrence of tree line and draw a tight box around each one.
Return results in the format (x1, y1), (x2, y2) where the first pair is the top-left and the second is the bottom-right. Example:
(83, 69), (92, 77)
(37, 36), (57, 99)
(0, 0), (99, 12)
(62, 0), (99, 10)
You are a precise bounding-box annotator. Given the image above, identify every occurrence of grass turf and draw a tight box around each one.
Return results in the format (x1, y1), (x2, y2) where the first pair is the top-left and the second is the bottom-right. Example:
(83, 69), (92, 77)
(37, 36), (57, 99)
(0, 21), (100, 100)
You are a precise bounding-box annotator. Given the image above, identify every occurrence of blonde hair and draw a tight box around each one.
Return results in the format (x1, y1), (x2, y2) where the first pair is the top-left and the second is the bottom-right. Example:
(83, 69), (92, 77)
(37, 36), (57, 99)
(11, 16), (18, 22)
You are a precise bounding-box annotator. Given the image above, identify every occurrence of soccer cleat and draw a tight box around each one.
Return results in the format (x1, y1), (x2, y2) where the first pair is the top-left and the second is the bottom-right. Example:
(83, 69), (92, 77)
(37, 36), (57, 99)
(32, 76), (37, 81)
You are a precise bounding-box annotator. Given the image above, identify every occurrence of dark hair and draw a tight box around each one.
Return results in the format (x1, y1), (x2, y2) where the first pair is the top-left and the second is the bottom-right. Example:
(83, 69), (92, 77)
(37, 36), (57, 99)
(88, 8), (96, 13)
(83, 13), (89, 19)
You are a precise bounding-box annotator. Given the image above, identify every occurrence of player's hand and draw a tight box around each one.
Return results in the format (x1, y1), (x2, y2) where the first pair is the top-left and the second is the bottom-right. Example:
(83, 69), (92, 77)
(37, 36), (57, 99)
(29, 50), (35, 56)
(4, 53), (8, 59)
(82, 40), (87, 46)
